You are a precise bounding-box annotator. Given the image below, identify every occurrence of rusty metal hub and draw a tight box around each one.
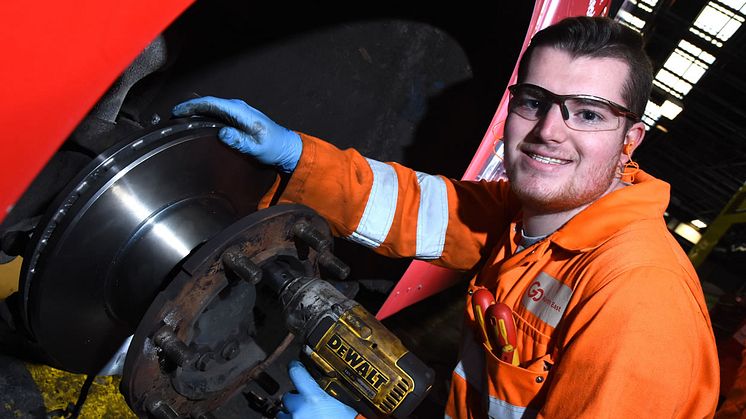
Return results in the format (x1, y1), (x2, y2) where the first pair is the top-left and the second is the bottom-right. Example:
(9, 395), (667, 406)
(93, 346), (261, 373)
(121, 204), (341, 418)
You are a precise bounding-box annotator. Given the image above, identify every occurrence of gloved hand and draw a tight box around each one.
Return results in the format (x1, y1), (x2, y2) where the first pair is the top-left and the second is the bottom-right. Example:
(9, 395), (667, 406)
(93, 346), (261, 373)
(277, 361), (358, 419)
(172, 97), (302, 173)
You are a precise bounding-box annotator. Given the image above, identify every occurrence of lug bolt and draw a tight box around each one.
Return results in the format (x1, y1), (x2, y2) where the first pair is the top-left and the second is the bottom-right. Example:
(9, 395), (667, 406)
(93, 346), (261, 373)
(293, 221), (331, 252)
(153, 327), (197, 367)
(222, 249), (262, 284)
(318, 251), (351, 280)
(293, 221), (349, 279)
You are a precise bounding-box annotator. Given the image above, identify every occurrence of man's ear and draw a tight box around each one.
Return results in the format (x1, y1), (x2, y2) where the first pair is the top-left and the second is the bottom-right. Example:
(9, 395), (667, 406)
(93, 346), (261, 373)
(620, 121), (646, 165)
(623, 121), (646, 155)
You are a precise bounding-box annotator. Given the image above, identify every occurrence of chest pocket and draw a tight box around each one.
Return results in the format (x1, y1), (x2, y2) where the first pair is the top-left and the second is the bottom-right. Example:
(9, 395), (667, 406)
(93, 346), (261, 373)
(467, 270), (572, 417)
(481, 310), (553, 418)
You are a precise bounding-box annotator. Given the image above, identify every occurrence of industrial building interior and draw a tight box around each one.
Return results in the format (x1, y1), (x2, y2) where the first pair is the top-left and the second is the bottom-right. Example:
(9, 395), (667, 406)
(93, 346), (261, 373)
(2, 0), (746, 416)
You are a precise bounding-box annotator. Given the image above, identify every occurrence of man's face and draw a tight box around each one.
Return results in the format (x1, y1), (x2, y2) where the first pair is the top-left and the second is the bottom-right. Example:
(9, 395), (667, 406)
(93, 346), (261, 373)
(504, 47), (639, 214)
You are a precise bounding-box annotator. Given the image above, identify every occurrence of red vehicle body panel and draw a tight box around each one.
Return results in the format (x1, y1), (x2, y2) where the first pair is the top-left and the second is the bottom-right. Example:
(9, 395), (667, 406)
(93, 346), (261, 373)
(0, 1), (194, 223)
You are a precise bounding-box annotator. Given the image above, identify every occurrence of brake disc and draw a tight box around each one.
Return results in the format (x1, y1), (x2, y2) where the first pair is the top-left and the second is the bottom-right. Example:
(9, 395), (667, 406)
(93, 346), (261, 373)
(19, 118), (276, 373)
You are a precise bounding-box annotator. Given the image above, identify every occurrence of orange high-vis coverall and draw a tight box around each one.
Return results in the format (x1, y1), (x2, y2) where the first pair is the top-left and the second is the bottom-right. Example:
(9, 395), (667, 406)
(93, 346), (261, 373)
(261, 133), (719, 418)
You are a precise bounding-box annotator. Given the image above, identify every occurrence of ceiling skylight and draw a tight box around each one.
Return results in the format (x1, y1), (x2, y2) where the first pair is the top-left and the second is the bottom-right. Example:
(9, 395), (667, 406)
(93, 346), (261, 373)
(690, 1), (745, 47)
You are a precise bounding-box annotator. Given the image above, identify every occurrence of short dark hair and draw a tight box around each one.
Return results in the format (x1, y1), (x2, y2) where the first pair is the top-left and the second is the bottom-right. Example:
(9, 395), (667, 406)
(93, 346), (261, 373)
(517, 16), (653, 119)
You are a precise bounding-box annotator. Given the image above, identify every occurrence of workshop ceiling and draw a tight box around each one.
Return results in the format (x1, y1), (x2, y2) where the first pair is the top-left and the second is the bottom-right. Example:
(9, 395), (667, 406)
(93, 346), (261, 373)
(627, 0), (746, 256)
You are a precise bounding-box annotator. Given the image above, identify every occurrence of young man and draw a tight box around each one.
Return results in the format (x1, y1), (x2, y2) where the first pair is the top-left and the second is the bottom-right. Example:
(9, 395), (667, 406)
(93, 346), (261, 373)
(173, 17), (719, 418)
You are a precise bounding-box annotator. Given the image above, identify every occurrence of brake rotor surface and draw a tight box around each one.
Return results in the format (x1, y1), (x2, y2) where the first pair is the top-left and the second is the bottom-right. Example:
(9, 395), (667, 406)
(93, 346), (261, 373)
(121, 204), (331, 417)
(19, 118), (276, 373)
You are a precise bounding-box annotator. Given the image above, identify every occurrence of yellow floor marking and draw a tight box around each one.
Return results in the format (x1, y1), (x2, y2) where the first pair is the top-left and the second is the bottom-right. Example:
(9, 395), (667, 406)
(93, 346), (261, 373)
(25, 363), (136, 418)
(3, 259), (135, 416)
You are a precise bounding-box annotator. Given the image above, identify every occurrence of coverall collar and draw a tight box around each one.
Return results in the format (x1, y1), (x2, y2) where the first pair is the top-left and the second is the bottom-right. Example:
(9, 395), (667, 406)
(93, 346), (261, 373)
(547, 170), (670, 252)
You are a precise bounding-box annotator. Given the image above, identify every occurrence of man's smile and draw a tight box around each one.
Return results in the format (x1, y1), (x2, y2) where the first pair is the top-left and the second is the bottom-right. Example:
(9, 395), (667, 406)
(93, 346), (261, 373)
(527, 152), (572, 165)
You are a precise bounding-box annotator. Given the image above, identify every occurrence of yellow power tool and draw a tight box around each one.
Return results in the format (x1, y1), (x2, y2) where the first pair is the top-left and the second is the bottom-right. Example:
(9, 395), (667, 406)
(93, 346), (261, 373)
(263, 257), (434, 418)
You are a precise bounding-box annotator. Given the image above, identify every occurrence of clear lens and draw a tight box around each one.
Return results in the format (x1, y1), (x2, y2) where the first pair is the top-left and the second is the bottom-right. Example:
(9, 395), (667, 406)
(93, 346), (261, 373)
(509, 85), (623, 132)
(564, 98), (620, 131)
(509, 86), (549, 119)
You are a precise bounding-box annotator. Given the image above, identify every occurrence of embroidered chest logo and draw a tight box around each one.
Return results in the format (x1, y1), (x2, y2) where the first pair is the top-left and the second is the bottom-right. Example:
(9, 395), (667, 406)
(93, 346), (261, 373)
(527, 282), (544, 301)
(521, 272), (573, 328)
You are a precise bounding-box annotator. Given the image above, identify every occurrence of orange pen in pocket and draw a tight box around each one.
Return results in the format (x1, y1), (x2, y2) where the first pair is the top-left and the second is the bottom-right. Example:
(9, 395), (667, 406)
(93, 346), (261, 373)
(485, 302), (520, 366)
(471, 289), (495, 351)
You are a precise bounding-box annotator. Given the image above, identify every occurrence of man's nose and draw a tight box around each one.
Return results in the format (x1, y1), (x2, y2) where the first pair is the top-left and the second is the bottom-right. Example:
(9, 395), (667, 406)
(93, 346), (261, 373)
(534, 102), (569, 141)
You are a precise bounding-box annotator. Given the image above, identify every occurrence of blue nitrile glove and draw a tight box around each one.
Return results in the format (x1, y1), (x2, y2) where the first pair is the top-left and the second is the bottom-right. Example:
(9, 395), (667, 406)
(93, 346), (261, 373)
(277, 360), (358, 419)
(172, 97), (302, 173)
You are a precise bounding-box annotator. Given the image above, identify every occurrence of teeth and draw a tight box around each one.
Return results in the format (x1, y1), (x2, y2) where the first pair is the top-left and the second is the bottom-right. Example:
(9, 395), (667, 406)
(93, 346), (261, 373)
(529, 153), (566, 165)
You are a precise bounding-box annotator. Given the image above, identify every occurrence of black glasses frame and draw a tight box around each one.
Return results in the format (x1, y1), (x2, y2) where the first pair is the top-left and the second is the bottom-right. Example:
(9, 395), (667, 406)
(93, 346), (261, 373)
(507, 83), (641, 126)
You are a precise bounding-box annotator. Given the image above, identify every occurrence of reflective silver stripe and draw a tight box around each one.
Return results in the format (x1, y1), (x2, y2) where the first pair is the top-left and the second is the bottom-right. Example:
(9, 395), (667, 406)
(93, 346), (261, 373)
(348, 158), (398, 248)
(453, 329), (485, 393)
(488, 397), (537, 419)
(414, 171), (448, 259)
(456, 329), (539, 419)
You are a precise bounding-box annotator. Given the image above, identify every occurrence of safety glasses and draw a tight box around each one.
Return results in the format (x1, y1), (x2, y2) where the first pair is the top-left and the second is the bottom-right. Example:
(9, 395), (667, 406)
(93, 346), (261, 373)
(507, 83), (641, 132)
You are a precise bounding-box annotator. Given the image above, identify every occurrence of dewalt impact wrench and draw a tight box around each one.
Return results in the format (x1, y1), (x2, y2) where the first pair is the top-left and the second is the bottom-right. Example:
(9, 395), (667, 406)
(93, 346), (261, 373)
(262, 256), (435, 418)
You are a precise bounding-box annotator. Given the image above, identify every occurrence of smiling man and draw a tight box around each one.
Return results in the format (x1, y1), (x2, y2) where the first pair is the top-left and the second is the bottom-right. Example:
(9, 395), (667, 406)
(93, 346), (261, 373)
(504, 27), (649, 237)
(173, 16), (719, 418)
